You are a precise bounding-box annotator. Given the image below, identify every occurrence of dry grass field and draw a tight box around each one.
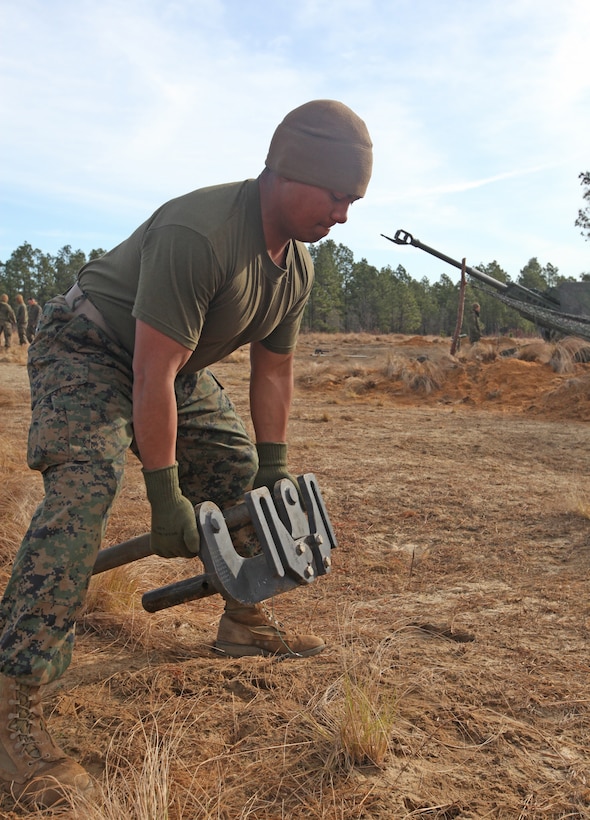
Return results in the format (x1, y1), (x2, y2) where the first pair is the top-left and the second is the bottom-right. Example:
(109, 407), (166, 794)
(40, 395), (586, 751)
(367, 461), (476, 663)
(0, 332), (589, 819)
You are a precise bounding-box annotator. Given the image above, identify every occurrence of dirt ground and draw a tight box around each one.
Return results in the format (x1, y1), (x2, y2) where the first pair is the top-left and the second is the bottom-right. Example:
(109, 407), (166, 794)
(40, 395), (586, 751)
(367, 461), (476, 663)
(0, 333), (588, 819)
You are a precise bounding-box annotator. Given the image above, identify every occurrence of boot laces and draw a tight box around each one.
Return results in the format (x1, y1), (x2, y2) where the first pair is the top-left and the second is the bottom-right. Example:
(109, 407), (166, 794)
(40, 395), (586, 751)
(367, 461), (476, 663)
(8, 684), (45, 760)
(260, 603), (302, 658)
(260, 603), (284, 630)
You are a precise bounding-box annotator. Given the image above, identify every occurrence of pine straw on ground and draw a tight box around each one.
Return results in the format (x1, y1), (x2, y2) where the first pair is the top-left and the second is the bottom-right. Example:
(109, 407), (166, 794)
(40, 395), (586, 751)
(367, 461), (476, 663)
(0, 335), (589, 819)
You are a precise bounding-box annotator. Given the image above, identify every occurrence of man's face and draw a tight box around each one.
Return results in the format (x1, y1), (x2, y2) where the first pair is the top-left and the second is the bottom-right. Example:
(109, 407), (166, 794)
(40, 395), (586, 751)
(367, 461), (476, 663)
(278, 180), (359, 243)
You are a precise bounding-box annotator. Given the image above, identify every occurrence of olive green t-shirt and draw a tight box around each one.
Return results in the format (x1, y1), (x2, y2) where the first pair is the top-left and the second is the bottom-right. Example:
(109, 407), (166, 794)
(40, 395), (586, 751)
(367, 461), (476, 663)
(78, 179), (313, 371)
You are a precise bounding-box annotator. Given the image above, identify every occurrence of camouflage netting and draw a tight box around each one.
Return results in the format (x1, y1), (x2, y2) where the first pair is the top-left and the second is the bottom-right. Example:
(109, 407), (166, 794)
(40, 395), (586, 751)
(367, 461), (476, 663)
(474, 285), (590, 341)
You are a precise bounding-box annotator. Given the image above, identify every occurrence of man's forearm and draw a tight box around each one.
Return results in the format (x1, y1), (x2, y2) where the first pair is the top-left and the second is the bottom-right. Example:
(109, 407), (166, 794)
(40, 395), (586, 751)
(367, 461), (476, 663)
(249, 344), (294, 442)
(250, 376), (291, 441)
(133, 378), (178, 470)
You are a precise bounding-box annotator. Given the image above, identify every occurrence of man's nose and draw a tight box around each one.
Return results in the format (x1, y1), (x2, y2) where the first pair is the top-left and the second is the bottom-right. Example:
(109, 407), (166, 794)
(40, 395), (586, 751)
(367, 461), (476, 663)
(330, 201), (350, 224)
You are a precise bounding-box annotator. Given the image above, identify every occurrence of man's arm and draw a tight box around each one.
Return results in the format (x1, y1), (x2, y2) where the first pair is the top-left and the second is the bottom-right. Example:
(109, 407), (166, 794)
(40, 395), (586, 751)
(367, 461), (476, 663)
(249, 340), (294, 442)
(132, 319), (200, 558)
(249, 341), (299, 492)
(132, 319), (193, 469)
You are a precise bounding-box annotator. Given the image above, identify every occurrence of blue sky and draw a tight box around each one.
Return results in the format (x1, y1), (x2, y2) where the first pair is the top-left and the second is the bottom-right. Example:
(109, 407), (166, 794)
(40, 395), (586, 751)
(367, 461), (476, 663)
(1, 0), (589, 284)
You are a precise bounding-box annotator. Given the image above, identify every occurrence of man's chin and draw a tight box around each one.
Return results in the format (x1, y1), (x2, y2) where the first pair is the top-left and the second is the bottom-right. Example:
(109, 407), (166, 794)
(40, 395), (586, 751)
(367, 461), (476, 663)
(302, 226), (331, 243)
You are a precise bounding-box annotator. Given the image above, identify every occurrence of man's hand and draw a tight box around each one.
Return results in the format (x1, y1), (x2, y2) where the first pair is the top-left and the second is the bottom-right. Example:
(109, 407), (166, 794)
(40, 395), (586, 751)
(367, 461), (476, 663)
(253, 442), (298, 492)
(143, 463), (200, 558)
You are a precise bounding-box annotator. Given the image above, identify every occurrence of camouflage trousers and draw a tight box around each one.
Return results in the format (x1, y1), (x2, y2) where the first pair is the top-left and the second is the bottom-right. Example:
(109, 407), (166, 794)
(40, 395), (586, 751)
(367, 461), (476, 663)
(1, 321), (12, 347)
(0, 296), (257, 686)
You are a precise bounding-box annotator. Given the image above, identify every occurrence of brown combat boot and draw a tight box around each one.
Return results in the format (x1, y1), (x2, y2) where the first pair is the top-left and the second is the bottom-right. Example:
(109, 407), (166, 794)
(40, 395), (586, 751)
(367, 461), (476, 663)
(215, 602), (325, 658)
(0, 673), (94, 809)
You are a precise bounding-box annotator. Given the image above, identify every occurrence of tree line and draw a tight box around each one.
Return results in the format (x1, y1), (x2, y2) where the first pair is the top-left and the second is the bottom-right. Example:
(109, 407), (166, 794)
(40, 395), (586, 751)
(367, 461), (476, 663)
(0, 243), (106, 310)
(303, 240), (584, 336)
(1, 171), (588, 338)
(0, 238), (586, 339)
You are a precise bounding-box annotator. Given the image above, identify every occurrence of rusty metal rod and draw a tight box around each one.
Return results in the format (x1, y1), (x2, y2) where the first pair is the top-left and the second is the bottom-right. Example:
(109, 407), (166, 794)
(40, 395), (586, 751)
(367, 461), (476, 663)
(92, 500), (251, 575)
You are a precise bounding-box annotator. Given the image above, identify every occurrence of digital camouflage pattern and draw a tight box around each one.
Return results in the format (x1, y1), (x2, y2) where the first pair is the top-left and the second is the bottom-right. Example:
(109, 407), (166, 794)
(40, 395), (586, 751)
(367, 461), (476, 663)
(16, 302), (28, 345)
(0, 301), (15, 348)
(26, 302), (42, 343)
(0, 296), (257, 686)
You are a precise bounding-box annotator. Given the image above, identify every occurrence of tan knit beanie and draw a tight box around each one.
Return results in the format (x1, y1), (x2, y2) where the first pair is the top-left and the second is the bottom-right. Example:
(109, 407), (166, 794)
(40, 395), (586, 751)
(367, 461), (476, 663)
(265, 100), (373, 198)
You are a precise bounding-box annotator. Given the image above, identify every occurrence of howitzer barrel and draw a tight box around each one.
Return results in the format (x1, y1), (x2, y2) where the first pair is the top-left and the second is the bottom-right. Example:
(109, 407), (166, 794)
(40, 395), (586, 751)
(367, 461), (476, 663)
(382, 230), (508, 292)
(383, 229), (561, 312)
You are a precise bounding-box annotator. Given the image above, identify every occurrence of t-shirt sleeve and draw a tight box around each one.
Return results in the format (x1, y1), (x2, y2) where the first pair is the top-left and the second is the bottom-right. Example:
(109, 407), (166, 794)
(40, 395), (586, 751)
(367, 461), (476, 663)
(260, 296), (308, 354)
(132, 225), (222, 350)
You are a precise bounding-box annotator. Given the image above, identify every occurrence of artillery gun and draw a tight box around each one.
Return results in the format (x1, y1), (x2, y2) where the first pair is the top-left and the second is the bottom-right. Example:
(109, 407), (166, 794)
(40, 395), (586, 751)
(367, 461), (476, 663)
(382, 229), (590, 342)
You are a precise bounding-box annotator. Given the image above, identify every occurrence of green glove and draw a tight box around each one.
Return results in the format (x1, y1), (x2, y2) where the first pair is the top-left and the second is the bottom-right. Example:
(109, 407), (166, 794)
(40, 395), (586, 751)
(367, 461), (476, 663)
(143, 463), (200, 558)
(253, 442), (299, 493)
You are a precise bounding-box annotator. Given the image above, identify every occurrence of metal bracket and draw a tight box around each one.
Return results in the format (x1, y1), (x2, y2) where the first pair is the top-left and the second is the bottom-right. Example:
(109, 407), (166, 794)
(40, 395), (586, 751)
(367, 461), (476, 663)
(141, 474), (337, 612)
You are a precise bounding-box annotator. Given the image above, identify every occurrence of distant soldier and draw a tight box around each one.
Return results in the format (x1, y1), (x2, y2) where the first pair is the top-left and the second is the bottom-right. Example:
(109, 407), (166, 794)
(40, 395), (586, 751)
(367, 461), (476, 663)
(15, 294), (28, 345)
(26, 297), (42, 343)
(469, 302), (483, 343)
(0, 294), (16, 348)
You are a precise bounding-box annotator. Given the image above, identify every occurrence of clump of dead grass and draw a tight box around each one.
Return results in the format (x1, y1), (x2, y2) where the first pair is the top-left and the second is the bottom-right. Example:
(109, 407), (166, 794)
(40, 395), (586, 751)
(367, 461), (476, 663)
(549, 336), (590, 373)
(564, 485), (590, 520)
(549, 343), (576, 374)
(84, 565), (144, 618)
(340, 332), (384, 346)
(82, 554), (207, 654)
(301, 614), (402, 773)
(329, 669), (398, 769)
(298, 353), (456, 397)
(49, 703), (199, 820)
(516, 339), (551, 363)
(384, 354), (447, 395)
(0, 473), (42, 574)
(463, 341), (498, 362)
(81, 565), (159, 652)
(95, 720), (177, 819)
(296, 361), (344, 390)
(342, 375), (380, 396)
(515, 337), (590, 374)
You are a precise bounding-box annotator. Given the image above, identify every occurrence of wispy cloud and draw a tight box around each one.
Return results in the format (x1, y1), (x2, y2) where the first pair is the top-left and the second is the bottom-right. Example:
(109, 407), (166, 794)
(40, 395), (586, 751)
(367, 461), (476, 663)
(390, 163), (564, 201)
